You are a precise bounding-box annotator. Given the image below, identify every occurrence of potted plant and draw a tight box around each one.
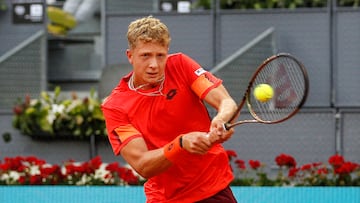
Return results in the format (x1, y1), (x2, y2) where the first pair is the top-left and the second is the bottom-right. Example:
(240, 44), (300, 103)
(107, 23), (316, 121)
(12, 87), (107, 140)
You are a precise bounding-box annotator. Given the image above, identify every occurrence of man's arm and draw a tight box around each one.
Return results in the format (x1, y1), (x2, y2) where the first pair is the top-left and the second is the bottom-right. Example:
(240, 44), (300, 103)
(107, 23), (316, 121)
(120, 137), (171, 179)
(203, 84), (237, 143)
(120, 131), (211, 179)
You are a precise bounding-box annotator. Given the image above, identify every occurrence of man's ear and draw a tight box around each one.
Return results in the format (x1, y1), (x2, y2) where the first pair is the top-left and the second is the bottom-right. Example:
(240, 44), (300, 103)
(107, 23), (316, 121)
(126, 49), (133, 64)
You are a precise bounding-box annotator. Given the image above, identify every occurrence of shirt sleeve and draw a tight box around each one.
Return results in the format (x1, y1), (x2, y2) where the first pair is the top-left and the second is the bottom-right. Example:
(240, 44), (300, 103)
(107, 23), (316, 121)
(176, 53), (222, 99)
(101, 103), (141, 155)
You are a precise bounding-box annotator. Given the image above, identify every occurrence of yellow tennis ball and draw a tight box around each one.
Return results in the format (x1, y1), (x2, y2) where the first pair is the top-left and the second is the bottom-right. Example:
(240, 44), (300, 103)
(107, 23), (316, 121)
(253, 84), (274, 102)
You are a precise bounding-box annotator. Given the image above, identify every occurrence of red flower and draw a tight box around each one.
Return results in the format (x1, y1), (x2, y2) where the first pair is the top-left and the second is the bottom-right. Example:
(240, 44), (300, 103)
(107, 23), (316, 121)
(18, 176), (26, 184)
(317, 167), (328, 175)
(226, 150), (237, 161)
(89, 156), (102, 169)
(328, 154), (345, 169)
(30, 174), (42, 185)
(118, 168), (139, 185)
(25, 156), (46, 166)
(300, 163), (313, 171)
(312, 162), (322, 168)
(105, 162), (139, 185)
(335, 162), (359, 175)
(13, 105), (23, 115)
(0, 162), (9, 170)
(275, 153), (296, 168)
(25, 94), (31, 106)
(4, 157), (22, 170)
(105, 162), (120, 172)
(40, 165), (60, 175)
(235, 159), (246, 170)
(80, 156), (102, 175)
(288, 167), (299, 177)
(40, 165), (62, 183)
(64, 162), (86, 175)
(248, 160), (261, 170)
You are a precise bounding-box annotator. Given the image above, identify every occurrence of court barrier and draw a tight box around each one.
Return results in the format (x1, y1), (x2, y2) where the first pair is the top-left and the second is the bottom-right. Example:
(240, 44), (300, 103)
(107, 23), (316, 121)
(0, 186), (359, 203)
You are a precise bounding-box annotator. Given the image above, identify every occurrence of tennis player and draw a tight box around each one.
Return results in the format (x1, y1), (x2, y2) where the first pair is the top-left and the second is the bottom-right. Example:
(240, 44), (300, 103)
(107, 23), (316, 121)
(101, 16), (238, 203)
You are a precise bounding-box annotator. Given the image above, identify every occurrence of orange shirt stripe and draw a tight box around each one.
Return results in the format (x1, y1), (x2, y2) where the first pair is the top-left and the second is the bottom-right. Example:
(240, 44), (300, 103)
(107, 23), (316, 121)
(114, 124), (141, 143)
(191, 74), (214, 98)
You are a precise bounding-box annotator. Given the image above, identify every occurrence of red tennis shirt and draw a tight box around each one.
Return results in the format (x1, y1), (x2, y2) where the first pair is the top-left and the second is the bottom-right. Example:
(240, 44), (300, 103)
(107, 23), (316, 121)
(101, 53), (234, 202)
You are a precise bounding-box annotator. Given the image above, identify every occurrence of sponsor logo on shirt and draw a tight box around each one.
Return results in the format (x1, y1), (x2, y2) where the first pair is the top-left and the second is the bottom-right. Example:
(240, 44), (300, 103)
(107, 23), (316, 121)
(166, 89), (177, 100)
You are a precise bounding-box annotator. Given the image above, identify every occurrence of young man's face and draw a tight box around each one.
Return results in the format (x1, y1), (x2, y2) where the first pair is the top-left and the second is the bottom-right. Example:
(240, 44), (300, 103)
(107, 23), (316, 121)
(126, 41), (168, 87)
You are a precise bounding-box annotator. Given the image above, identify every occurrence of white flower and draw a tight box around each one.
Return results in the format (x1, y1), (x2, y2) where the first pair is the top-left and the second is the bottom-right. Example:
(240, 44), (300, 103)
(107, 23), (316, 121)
(0, 173), (9, 181)
(94, 163), (109, 180)
(76, 174), (88, 185)
(51, 104), (65, 114)
(29, 165), (40, 176)
(88, 100), (95, 111)
(46, 104), (65, 124)
(9, 171), (21, 182)
(30, 99), (38, 106)
(47, 113), (56, 125)
(65, 100), (82, 112)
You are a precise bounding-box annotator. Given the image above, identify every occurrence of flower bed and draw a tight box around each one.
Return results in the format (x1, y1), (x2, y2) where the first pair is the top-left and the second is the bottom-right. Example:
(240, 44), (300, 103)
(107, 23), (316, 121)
(1, 153), (359, 186)
(227, 151), (360, 186)
(0, 156), (140, 186)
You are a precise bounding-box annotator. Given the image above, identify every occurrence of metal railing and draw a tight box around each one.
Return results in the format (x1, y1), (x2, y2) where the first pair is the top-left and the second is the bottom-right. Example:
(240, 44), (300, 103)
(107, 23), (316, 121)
(0, 30), (46, 113)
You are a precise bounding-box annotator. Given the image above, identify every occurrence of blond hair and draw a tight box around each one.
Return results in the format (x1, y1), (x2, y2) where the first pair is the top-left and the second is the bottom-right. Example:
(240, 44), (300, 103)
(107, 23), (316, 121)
(127, 16), (171, 49)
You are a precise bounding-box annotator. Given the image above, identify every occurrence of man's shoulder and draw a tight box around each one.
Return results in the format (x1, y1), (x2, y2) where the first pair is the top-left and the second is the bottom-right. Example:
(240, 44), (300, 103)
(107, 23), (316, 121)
(101, 93), (119, 110)
(166, 52), (190, 70)
(167, 52), (185, 60)
(101, 84), (129, 109)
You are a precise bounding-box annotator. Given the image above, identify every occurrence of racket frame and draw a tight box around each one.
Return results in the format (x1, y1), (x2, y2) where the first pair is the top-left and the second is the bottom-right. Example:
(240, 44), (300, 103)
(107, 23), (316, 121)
(224, 53), (309, 130)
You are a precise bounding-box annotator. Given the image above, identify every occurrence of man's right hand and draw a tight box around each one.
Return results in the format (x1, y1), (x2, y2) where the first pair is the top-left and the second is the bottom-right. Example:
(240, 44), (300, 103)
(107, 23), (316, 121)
(181, 132), (212, 155)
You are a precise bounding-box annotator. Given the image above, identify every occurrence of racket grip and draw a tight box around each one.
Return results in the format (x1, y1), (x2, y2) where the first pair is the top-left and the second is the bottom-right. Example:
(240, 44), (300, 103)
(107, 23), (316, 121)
(223, 123), (231, 130)
(205, 123), (227, 138)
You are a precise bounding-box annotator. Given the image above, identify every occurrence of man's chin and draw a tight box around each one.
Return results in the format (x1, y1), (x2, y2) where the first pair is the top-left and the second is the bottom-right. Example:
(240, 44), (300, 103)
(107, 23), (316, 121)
(148, 77), (164, 86)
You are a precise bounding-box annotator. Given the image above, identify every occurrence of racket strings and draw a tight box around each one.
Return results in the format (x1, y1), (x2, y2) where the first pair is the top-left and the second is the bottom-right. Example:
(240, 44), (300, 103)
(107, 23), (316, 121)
(249, 56), (307, 122)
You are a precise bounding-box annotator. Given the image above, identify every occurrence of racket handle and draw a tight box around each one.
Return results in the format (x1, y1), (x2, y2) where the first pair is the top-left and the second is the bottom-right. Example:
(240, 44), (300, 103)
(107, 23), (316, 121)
(205, 123), (227, 138)
(222, 123), (227, 131)
(223, 123), (231, 130)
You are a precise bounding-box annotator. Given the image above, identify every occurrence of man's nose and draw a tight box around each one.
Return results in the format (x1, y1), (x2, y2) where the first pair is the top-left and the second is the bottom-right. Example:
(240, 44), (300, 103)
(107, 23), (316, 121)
(149, 57), (159, 69)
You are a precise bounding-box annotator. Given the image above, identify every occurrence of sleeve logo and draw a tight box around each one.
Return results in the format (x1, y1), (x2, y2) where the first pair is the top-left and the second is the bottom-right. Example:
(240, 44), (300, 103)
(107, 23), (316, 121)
(194, 68), (206, 76)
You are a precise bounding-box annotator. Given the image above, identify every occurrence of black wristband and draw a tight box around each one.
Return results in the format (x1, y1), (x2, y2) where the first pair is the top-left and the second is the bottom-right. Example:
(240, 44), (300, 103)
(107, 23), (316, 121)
(179, 136), (183, 148)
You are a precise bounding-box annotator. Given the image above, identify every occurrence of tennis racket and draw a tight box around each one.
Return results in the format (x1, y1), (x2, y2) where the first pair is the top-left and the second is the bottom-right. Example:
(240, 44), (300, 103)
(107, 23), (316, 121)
(223, 53), (309, 130)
